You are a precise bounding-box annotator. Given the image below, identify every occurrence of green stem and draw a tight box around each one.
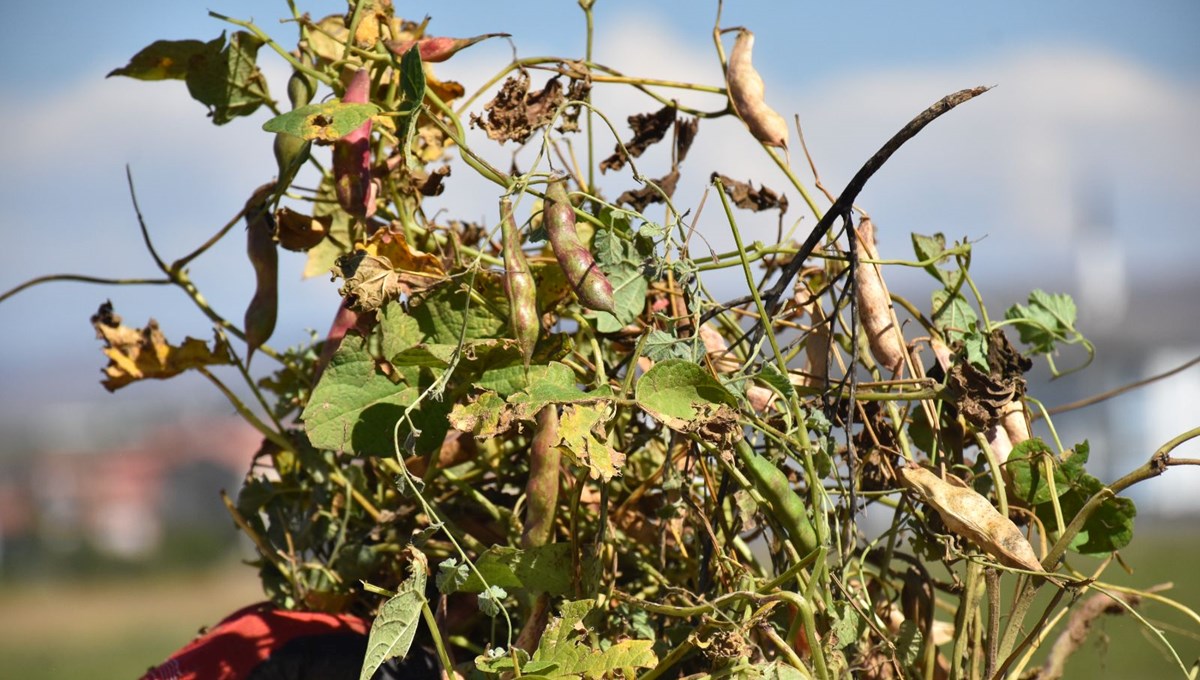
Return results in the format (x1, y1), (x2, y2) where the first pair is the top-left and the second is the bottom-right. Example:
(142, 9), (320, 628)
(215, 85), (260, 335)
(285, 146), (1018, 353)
(0, 274), (172, 305)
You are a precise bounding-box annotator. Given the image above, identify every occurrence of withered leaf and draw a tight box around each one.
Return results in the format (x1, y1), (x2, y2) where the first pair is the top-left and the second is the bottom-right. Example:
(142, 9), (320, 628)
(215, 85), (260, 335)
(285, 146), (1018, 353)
(617, 168), (680, 212)
(560, 77), (590, 133)
(275, 206), (331, 251)
(987, 329), (1032, 398)
(91, 301), (232, 392)
(945, 333), (1030, 429)
(333, 228), (447, 312)
(600, 105), (677, 173)
(675, 116), (699, 163)
(470, 71), (582, 145)
(711, 173), (789, 214)
(418, 165), (450, 196)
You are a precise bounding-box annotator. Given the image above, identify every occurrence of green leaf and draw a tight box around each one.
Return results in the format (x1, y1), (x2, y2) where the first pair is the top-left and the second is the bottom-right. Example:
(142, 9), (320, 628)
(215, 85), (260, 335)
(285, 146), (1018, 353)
(558, 403), (624, 481)
(962, 328), (989, 370)
(183, 31), (270, 125)
(531, 599), (657, 679)
(378, 301), (424, 360)
(473, 334), (573, 397)
(1004, 290), (1078, 354)
(507, 362), (613, 419)
(642, 329), (697, 362)
(636, 360), (741, 444)
(911, 232), (962, 286)
(587, 263), (648, 333)
(396, 46), (427, 168)
(107, 35), (222, 80)
(436, 558), (469, 594)
(456, 544), (574, 596)
(389, 343), (458, 368)
(475, 648), (533, 674)
(894, 620), (923, 669)
(756, 363), (796, 403)
(448, 390), (514, 437)
(1007, 439), (1070, 505)
(108, 31), (269, 124)
(1010, 439), (1136, 554)
(359, 556), (427, 680)
(262, 101), (382, 142)
(300, 335), (417, 458)
(409, 274), (508, 345)
(931, 291), (978, 341)
(829, 602), (863, 650)
(477, 585), (508, 617)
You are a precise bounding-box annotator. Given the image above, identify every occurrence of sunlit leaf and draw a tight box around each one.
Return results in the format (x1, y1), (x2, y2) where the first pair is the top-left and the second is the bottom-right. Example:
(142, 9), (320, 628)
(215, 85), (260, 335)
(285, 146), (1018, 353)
(91, 302), (232, 392)
(359, 552), (427, 680)
(263, 101), (381, 142)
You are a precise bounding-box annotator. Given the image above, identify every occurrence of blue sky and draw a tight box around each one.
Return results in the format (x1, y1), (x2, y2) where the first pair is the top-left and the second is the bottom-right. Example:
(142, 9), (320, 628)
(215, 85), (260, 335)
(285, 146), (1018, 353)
(1, 1), (1197, 487)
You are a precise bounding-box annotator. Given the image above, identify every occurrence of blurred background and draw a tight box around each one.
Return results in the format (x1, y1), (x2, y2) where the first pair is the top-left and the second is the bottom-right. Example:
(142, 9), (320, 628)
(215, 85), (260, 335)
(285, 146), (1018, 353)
(0, 1), (1196, 678)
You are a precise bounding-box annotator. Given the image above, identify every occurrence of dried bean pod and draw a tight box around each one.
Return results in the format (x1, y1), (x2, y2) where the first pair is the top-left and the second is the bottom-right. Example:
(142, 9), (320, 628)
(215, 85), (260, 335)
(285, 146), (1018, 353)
(898, 465), (1043, 572)
(333, 68), (376, 218)
(799, 288), (830, 387)
(500, 197), (539, 365)
(726, 28), (788, 149)
(1000, 400), (1031, 445)
(854, 217), (906, 374)
(243, 183), (278, 367)
(544, 178), (617, 314)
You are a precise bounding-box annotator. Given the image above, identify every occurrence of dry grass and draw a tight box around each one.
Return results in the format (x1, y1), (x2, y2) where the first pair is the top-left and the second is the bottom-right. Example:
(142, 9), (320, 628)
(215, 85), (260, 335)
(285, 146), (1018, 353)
(0, 562), (262, 680)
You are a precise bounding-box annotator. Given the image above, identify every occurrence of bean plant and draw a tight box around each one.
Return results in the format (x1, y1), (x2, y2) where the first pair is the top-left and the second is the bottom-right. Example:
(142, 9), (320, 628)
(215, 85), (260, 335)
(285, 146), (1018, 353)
(7, 1), (1199, 679)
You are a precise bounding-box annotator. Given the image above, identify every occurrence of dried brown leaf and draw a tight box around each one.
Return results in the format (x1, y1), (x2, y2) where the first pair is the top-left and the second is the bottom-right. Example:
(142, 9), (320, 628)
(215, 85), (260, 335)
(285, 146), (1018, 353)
(675, 116), (699, 163)
(711, 173), (789, 213)
(470, 72), (583, 145)
(617, 168), (680, 212)
(600, 105), (677, 173)
(333, 228), (447, 311)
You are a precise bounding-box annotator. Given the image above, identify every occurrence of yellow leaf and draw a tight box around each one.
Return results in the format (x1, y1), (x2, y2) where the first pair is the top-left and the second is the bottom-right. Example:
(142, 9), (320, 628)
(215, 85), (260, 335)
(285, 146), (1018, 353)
(91, 302), (232, 392)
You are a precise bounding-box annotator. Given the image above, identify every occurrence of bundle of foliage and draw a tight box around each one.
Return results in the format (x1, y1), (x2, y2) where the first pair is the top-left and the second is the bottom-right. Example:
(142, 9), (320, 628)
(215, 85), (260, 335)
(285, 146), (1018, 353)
(9, 1), (1199, 678)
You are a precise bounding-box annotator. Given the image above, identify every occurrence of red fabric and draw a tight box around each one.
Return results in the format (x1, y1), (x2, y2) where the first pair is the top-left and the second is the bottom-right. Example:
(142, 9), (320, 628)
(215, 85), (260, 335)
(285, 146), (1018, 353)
(139, 602), (370, 680)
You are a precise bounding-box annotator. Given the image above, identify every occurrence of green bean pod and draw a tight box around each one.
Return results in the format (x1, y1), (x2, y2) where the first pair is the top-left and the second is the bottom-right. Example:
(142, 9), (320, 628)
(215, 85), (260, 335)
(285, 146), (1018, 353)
(500, 197), (539, 365)
(544, 178), (617, 315)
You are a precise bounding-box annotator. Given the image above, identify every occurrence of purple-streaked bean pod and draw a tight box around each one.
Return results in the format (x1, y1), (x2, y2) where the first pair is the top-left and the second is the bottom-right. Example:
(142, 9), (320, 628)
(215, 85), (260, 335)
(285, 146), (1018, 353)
(544, 177), (617, 315)
(333, 68), (376, 219)
(500, 197), (539, 365)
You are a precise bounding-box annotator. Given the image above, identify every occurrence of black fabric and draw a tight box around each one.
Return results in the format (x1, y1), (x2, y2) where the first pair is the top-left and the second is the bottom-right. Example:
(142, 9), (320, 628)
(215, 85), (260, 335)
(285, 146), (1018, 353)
(244, 633), (439, 680)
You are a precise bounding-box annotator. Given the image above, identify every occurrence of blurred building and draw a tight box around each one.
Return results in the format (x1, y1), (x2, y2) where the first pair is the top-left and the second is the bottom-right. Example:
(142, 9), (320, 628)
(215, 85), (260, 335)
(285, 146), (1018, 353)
(0, 417), (258, 577)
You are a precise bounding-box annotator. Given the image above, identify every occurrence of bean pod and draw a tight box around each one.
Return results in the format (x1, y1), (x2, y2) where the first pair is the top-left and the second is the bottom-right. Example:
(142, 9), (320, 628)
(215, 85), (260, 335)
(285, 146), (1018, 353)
(544, 178), (617, 315)
(500, 197), (539, 365)
(333, 68), (376, 219)
(243, 183), (278, 367)
(854, 217), (906, 374)
(726, 28), (789, 149)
